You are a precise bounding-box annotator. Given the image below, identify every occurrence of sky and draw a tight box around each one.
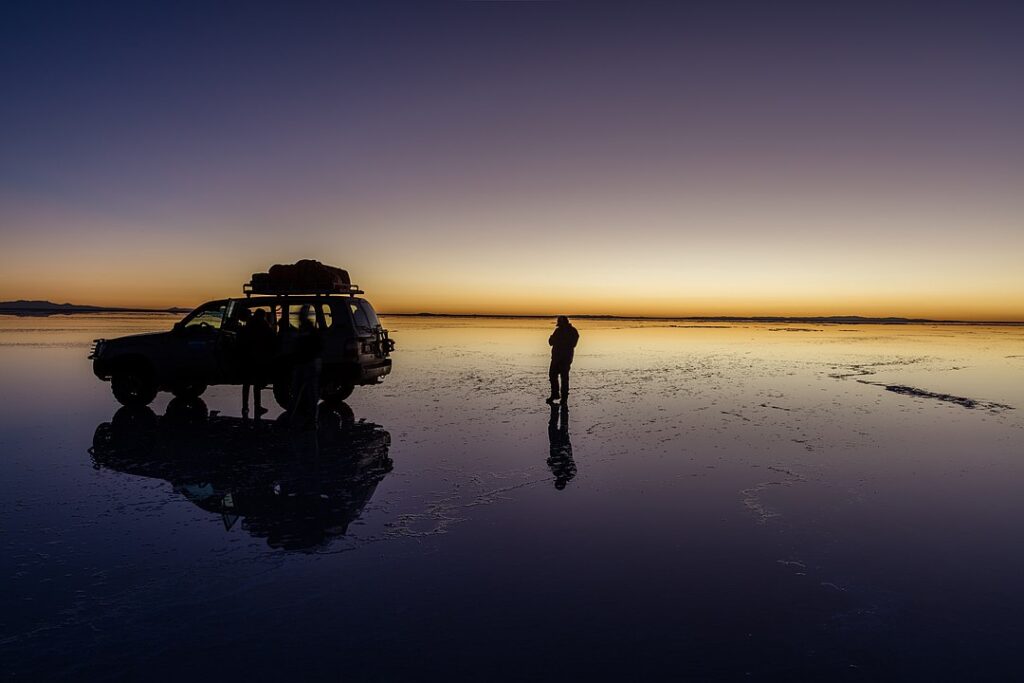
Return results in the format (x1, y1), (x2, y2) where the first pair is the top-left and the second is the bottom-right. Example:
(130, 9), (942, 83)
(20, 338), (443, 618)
(2, 1), (1022, 319)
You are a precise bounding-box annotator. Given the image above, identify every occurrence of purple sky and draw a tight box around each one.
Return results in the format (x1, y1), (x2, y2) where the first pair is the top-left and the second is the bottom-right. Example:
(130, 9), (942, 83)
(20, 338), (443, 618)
(2, 2), (1022, 317)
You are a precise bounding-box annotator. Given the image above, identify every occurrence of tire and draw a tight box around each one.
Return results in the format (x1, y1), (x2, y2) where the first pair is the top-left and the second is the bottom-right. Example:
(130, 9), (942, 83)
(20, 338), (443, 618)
(111, 362), (158, 406)
(171, 382), (207, 399)
(272, 373), (353, 410)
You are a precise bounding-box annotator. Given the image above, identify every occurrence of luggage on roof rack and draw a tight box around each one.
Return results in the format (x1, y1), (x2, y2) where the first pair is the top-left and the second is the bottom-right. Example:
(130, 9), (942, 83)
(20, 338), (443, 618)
(245, 260), (362, 296)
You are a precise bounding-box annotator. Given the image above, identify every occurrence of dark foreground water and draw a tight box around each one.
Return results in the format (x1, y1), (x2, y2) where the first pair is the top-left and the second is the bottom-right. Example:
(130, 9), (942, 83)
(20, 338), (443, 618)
(2, 314), (1023, 680)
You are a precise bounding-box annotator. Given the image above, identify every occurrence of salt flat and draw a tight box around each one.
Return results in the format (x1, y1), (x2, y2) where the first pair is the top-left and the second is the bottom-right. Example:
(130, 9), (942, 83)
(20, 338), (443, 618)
(1, 313), (1022, 679)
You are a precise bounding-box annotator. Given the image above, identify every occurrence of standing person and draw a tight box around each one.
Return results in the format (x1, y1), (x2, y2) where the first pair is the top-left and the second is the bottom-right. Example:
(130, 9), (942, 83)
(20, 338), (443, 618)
(239, 308), (275, 418)
(547, 315), (579, 405)
(289, 304), (323, 428)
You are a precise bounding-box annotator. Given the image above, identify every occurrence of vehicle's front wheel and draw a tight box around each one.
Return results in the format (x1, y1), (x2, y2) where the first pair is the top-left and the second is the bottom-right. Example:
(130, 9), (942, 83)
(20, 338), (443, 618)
(171, 382), (207, 399)
(111, 363), (158, 406)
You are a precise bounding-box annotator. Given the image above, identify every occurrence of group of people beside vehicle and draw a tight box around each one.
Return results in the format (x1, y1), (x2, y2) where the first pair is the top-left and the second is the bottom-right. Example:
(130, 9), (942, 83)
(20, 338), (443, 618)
(236, 305), (322, 425)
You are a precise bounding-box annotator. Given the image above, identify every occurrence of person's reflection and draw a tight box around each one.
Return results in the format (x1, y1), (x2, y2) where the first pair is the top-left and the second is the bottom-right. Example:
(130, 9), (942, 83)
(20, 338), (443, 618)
(547, 403), (576, 490)
(89, 398), (392, 551)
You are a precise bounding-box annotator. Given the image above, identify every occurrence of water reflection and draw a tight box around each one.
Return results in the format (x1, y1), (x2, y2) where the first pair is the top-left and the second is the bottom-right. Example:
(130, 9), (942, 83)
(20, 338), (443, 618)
(88, 398), (393, 551)
(547, 403), (576, 490)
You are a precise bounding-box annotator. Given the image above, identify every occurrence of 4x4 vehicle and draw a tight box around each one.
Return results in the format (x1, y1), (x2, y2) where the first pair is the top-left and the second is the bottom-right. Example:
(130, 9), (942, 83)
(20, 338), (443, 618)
(91, 273), (394, 408)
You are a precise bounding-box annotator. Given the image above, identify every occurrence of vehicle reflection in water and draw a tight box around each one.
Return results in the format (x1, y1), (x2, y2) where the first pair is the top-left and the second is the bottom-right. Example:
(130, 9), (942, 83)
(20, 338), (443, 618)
(547, 403), (576, 490)
(89, 398), (393, 551)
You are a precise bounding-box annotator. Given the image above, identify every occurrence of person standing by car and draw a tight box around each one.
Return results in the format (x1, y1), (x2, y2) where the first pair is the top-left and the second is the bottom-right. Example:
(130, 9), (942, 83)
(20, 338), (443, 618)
(290, 304), (323, 428)
(238, 308), (275, 418)
(547, 315), (579, 405)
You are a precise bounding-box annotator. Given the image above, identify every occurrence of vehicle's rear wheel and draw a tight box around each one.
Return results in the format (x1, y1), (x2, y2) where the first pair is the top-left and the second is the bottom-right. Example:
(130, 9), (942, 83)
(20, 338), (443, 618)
(171, 382), (207, 399)
(111, 363), (158, 406)
(272, 377), (354, 410)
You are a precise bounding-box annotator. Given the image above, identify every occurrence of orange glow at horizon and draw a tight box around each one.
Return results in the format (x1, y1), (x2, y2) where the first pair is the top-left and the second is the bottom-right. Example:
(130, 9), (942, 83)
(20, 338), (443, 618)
(3, 244), (1022, 322)
(4, 176), (1023, 322)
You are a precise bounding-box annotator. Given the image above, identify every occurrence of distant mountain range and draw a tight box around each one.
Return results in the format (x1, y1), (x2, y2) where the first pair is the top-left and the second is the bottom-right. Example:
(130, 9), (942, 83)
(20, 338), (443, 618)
(0, 300), (190, 314)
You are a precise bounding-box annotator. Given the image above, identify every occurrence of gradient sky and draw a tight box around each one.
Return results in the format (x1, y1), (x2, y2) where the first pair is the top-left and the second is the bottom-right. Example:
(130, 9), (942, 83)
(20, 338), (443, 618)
(2, 1), (1022, 319)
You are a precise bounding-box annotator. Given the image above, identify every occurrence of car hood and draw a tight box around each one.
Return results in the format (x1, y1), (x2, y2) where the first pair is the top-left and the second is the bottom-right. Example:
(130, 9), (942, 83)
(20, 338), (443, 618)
(105, 330), (175, 346)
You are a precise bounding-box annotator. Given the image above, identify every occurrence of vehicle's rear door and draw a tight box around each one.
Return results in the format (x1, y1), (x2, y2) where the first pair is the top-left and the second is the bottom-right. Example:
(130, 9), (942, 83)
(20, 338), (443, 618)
(350, 299), (391, 362)
(313, 300), (344, 363)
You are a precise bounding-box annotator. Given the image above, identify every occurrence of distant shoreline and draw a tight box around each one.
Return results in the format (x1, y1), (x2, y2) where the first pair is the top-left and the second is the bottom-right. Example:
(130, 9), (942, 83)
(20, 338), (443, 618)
(0, 301), (190, 316)
(379, 313), (1024, 326)
(0, 308), (187, 314)
(1, 301), (1020, 325)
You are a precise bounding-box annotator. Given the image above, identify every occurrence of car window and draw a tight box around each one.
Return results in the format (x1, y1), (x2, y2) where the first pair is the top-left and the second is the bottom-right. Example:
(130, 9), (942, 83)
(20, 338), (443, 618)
(232, 304), (273, 330)
(350, 302), (372, 332)
(358, 300), (380, 329)
(288, 303), (330, 330)
(182, 303), (227, 330)
(288, 305), (308, 328)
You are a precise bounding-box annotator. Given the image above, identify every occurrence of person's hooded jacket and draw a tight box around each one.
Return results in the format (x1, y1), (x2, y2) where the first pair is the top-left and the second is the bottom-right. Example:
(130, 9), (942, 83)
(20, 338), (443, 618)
(549, 320), (579, 365)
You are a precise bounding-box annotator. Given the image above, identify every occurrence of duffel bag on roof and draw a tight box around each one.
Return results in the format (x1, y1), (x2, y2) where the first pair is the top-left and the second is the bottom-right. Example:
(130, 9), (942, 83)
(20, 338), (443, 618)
(254, 259), (351, 292)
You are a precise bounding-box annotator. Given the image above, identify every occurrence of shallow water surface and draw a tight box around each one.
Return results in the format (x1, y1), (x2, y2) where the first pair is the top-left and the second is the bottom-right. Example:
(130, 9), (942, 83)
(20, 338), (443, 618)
(2, 314), (1023, 679)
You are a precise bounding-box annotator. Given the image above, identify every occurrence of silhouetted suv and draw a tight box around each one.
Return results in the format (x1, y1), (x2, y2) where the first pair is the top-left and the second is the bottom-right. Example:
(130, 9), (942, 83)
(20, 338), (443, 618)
(91, 274), (394, 408)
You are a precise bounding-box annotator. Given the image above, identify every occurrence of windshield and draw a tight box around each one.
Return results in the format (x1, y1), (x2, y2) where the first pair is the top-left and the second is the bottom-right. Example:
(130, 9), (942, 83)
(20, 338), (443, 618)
(181, 302), (227, 330)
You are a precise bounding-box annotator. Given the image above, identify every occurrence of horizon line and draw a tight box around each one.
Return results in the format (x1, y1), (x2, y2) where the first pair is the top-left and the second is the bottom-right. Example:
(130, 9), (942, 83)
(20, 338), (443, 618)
(2, 301), (1023, 325)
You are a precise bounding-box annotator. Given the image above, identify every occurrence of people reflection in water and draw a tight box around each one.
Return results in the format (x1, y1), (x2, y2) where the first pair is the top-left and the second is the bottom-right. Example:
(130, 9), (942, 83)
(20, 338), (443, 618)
(547, 315), (579, 405)
(89, 397), (392, 551)
(547, 403), (576, 490)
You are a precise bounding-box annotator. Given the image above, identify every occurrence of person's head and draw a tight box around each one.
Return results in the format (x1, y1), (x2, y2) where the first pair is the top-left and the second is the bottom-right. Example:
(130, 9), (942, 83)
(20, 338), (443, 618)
(238, 308), (252, 323)
(299, 304), (315, 328)
(556, 315), (569, 327)
(253, 309), (267, 323)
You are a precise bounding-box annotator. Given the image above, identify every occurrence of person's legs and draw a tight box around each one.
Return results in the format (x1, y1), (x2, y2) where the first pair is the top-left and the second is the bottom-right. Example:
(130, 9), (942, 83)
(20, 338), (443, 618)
(559, 365), (570, 402)
(548, 360), (560, 401)
(242, 382), (251, 414)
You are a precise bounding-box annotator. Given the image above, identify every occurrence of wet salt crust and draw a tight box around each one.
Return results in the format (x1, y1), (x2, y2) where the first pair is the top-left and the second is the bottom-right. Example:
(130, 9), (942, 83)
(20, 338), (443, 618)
(1, 314), (1023, 679)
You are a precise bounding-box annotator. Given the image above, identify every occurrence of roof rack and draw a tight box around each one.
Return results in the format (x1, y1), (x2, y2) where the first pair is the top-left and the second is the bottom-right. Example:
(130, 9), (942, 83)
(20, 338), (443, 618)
(243, 282), (364, 297)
